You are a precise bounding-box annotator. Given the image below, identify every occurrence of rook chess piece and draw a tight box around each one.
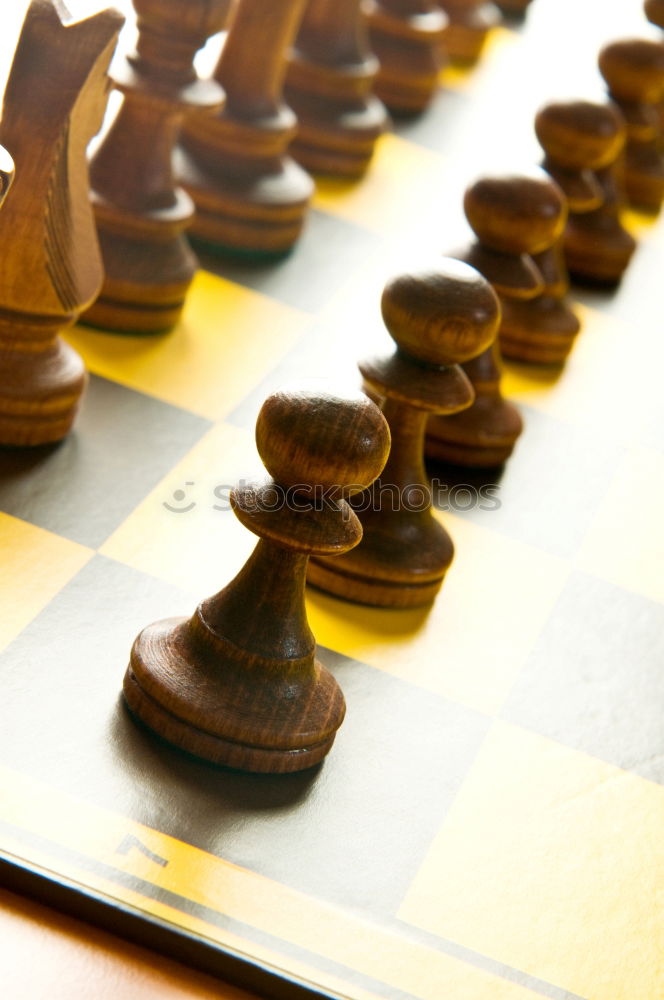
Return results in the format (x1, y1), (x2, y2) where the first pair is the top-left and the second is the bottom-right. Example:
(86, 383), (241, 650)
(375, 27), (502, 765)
(438, 0), (501, 64)
(124, 387), (390, 772)
(0, 0), (123, 446)
(83, 0), (230, 333)
(536, 100), (636, 284)
(599, 39), (664, 212)
(285, 0), (389, 177)
(178, 0), (314, 258)
(308, 260), (499, 607)
(364, 0), (448, 115)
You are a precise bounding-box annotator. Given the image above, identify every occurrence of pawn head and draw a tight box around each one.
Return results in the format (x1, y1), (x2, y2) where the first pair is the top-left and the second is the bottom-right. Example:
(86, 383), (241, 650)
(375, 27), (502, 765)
(380, 259), (500, 366)
(464, 170), (567, 255)
(256, 387), (390, 501)
(599, 39), (664, 103)
(535, 100), (626, 170)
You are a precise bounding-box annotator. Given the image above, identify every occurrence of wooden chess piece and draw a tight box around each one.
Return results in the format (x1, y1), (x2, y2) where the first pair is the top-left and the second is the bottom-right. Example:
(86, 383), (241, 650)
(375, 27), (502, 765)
(599, 39), (664, 213)
(363, 0), (448, 115)
(427, 174), (562, 465)
(308, 260), (499, 608)
(83, 0), (230, 334)
(438, 0), (501, 65)
(124, 387), (390, 773)
(178, 0), (314, 258)
(284, 0), (389, 177)
(494, 0), (533, 16)
(0, 0), (123, 447)
(536, 100), (636, 285)
(644, 0), (664, 132)
(495, 164), (579, 364)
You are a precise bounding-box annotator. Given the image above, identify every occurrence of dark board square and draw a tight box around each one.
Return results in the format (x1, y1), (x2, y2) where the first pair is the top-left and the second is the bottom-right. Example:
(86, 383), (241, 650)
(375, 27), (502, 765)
(0, 554), (490, 917)
(0, 375), (211, 548)
(502, 571), (664, 786)
(431, 404), (623, 559)
(195, 208), (383, 314)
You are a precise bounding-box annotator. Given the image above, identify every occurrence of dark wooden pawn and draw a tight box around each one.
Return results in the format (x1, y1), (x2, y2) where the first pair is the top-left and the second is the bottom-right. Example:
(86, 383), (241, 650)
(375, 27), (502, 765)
(599, 39), (664, 213)
(83, 0), (229, 333)
(364, 0), (448, 115)
(535, 100), (636, 285)
(308, 261), (499, 608)
(178, 0), (314, 258)
(495, 0), (533, 17)
(427, 174), (562, 465)
(495, 168), (579, 365)
(0, 0), (123, 447)
(124, 387), (390, 773)
(645, 0), (664, 130)
(438, 0), (501, 65)
(284, 0), (389, 177)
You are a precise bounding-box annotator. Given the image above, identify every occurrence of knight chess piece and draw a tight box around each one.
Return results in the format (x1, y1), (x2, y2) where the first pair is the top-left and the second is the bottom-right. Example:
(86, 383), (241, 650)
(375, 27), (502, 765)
(536, 99), (636, 284)
(308, 260), (499, 607)
(178, 0), (314, 258)
(83, 0), (230, 333)
(364, 0), (448, 115)
(124, 387), (390, 773)
(0, 0), (123, 446)
(284, 0), (389, 177)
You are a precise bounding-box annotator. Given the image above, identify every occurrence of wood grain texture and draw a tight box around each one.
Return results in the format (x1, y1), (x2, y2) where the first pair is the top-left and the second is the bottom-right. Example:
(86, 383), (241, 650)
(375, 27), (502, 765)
(537, 99), (637, 284)
(124, 388), (390, 772)
(364, 0), (448, 114)
(284, 0), (389, 177)
(427, 174), (562, 465)
(438, 0), (501, 64)
(493, 168), (579, 365)
(179, 0), (314, 257)
(83, 0), (229, 333)
(308, 260), (499, 607)
(599, 38), (664, 213)
(0, 0), (123, 447)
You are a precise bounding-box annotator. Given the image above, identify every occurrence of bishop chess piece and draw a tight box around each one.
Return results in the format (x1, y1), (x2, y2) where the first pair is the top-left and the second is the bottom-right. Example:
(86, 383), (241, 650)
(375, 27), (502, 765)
(599, 39), (664, 213)
(179, 0), (314, 258)
(364, 0), (448, 115)
(536, 100), (636, 284)
(308, 260), (499, 608)
(0, 0), (123, 446)
(284, 0), (389, 177)
(438, 0), (501, 64)
(83, 0), (229, 333)
(124, 387), (390, 773)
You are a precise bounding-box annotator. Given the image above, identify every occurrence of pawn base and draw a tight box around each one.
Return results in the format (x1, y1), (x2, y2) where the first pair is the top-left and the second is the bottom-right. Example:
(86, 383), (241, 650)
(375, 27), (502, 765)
(499, 297), (581, 365)
(564, 216), (636, 285)
(426, 396), (522, 468)
(125, 615), (345, 774)
(308, 558), (445, 608)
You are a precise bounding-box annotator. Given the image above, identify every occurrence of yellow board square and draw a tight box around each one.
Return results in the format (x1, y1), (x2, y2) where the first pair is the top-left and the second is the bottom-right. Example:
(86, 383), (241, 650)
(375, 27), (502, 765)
(65, 270), (311, 421)
(307, 513), (570, 716)
(0, 514), (93, 652)
(312, 133), (450, 246)
(576, 444), (664, 605)
(100, 422), (259, 597)
(399, 721), (664, 1000)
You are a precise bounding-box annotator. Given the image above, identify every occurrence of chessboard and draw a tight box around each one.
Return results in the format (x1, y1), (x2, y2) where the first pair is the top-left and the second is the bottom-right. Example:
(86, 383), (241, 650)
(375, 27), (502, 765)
(1, 1), (663, 999)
